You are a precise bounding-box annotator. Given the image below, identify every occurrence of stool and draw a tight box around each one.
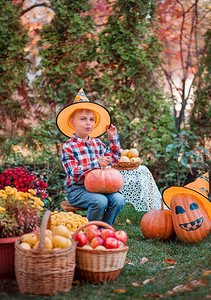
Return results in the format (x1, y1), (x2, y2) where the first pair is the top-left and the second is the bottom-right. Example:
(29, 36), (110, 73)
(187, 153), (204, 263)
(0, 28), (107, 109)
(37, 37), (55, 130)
(60, 201), (104, 220)
(60, 200), (87, 214)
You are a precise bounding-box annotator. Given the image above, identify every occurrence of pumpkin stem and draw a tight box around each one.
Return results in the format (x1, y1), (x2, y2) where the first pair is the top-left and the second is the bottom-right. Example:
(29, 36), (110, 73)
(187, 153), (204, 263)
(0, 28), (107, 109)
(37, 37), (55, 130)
(161, 198), (164, 210)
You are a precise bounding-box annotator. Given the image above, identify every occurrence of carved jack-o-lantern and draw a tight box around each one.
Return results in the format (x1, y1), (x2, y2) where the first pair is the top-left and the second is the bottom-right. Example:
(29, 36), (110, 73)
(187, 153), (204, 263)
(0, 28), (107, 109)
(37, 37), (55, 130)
(170, 194), (211, 244)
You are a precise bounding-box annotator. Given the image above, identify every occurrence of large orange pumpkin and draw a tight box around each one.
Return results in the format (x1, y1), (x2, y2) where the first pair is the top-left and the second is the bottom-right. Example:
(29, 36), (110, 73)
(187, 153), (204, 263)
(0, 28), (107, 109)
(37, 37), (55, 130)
(140, 200), (175, 241)
(170, 194), (211, 244)
(84, 168), (124, 194)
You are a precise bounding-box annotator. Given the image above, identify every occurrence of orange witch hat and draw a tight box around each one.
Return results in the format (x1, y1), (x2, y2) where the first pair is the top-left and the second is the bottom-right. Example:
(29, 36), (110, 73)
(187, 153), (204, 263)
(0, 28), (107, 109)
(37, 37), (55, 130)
(56, 88), (111, 138)
(163, 172), (211, 219)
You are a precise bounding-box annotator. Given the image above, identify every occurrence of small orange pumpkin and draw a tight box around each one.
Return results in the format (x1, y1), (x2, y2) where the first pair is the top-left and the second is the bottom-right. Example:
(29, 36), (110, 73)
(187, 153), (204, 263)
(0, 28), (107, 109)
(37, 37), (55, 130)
(140, 199), (175, 241)
(170, 194), (211, 244)
(84, 168), (124, 193)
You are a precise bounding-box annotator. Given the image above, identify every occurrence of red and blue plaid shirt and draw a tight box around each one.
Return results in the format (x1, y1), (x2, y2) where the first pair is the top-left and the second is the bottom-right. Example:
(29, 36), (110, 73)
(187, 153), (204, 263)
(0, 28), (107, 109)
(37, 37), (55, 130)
(62, 133), (121, 187)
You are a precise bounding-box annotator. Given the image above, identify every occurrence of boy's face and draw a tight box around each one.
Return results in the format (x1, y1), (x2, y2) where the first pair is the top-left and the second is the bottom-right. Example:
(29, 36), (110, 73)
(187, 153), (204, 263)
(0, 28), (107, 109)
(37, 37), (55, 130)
(70, 110), (95, 140)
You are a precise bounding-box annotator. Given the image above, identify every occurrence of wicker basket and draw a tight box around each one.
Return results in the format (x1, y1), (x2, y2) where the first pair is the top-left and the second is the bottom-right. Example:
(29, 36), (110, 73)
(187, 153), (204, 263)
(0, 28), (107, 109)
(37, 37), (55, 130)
(72, 221), (129, 284)
(112, 159), (143, 170)
(14, 210), (76, 296)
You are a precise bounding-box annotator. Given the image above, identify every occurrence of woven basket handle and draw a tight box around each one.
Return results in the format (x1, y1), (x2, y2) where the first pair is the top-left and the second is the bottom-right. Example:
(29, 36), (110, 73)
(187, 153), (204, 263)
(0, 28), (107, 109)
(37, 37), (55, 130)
(72, 220), (115, 239)
(38, 210), (51, 250)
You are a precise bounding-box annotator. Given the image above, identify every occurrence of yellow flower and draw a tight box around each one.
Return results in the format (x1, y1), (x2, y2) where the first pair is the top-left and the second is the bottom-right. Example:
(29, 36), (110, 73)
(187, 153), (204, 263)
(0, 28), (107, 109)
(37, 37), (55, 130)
(0, 190), (6, 196)
(19, 192), (28, 198)
(0, 193), (7, 200)
(0, 206), (6, 213)
(37, 205), (44, 211)
(5, 186), (17, 193)
(34, 198), (43, 204)
(50, 211), (88, 232)
(15, 196), (24, 201)
(28, 189), (36, 195)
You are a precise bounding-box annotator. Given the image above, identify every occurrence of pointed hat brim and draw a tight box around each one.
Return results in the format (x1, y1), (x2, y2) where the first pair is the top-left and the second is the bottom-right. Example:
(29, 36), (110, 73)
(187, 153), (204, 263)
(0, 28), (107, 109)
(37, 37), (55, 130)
(162, 172), (211, 219)
(56, 90), (111, 138)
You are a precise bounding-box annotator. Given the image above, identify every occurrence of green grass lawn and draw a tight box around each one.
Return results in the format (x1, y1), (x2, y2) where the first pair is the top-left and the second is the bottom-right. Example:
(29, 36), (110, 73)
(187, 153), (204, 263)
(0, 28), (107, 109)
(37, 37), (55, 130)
(1, 204), (210, 300)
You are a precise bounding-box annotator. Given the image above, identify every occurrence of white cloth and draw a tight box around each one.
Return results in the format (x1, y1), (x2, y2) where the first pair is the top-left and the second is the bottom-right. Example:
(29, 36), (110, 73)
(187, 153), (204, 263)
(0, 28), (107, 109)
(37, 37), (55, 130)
(119, 166), (164, 211)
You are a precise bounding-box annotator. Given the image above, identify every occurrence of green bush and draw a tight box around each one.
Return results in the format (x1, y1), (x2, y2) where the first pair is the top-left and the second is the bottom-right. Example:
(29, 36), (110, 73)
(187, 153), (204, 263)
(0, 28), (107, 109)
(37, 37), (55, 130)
(152, 129), (210, 191)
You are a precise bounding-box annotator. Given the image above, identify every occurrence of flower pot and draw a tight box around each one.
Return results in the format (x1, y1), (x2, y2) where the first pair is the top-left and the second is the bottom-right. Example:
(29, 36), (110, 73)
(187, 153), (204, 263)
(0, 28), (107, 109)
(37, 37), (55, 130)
(0, 236), (20, 280)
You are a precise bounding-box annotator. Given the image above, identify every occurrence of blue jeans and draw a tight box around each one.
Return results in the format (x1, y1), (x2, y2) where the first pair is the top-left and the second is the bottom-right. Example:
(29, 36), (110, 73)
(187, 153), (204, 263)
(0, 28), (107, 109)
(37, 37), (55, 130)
(66, 184), (125, 225)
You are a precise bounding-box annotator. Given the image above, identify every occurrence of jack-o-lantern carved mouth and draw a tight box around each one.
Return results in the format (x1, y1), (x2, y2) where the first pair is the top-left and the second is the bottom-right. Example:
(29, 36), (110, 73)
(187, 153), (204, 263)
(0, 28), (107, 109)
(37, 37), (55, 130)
(179, 217), (203, 231)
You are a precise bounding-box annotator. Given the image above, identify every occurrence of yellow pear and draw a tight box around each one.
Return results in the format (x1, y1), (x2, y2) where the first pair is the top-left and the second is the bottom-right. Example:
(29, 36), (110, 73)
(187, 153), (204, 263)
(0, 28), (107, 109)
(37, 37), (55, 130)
(45, 229), (53, 240)
(52, 225), (71, 238)
(52, 235), (71, 249)
(130, 157), (139, 162)
(119, 156), (130, 162)
(66, 238), (73, 248)
(44, 236), (53, 249)
(21, 233), (38, 247)
(33, 240), (39, 249)
(20, 242), (31, 250)
(128, 148), (139, 158)
(121, 149), (129, 156)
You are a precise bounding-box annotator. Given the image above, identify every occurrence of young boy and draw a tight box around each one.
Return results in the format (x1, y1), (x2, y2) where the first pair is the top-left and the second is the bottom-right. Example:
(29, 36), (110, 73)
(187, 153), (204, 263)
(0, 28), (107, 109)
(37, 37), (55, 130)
(56, 88), (125, 225)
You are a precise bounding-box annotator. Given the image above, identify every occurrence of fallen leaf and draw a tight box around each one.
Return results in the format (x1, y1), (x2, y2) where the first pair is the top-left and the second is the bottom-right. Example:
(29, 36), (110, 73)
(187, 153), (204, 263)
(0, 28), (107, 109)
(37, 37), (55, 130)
(172, 284), (192, 292)
(143, 277), (155, 285)
(144, 293), (163, 298)
(151, 294), (163, 298)
(132, 282), (141, 287)
(164, 266), (175, 269)
(164, 259), (177, 265)
(189, 278), (208, 287)
(99, 279), (106, 284)
(126, 259), (135, 265)
(165, 278), (208, 295)
(126, 218), (131, 224)
(203, 270), (211, 276)
(165, 290), (176, 296)
(72, 280), (80, 285)
(114, 289), (127, 293)
(140, 257), (148, 265)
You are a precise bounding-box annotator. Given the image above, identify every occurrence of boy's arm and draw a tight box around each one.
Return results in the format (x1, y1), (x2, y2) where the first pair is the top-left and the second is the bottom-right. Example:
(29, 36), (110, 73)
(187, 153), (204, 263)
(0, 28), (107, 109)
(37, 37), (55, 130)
(105, 125), (121, 164)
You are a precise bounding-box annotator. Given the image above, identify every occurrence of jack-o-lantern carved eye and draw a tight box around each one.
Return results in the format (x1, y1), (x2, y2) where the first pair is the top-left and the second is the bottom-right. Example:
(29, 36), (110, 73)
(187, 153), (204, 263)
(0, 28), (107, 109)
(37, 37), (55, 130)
(175, 206), (186, 214)
(190, 203), (199, 210)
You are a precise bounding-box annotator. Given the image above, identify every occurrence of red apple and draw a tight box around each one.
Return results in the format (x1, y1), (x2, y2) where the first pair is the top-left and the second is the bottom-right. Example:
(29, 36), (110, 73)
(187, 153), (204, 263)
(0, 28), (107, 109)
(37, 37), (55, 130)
(104, 237), (119, 249)
(90, 237), (104, 249)
(84, 225), (98, 234)
(86, 228), (100, 242)
(95, 245), (106, 250)
(74, 233), (88, 247)
(100, 229), (116, 240)
(115, 230), (127, 244)
(82, 245), (93, 250)
(118, 240), (125, 248)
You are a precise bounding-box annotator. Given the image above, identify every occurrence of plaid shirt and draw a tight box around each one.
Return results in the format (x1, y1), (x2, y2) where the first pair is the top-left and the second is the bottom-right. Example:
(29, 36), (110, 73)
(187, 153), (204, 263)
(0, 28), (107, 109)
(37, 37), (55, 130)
(62, 133), (121, 187)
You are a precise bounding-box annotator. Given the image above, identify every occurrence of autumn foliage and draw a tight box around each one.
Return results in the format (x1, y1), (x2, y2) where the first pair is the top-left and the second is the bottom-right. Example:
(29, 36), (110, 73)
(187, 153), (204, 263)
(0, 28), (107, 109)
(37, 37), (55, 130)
(156, 0), (210, 131)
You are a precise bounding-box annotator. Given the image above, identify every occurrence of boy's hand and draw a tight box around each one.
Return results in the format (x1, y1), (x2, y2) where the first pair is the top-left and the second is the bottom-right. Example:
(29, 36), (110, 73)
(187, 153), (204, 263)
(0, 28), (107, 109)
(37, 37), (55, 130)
(106, 124), (117, 137)
(98, 155), (111, 167)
